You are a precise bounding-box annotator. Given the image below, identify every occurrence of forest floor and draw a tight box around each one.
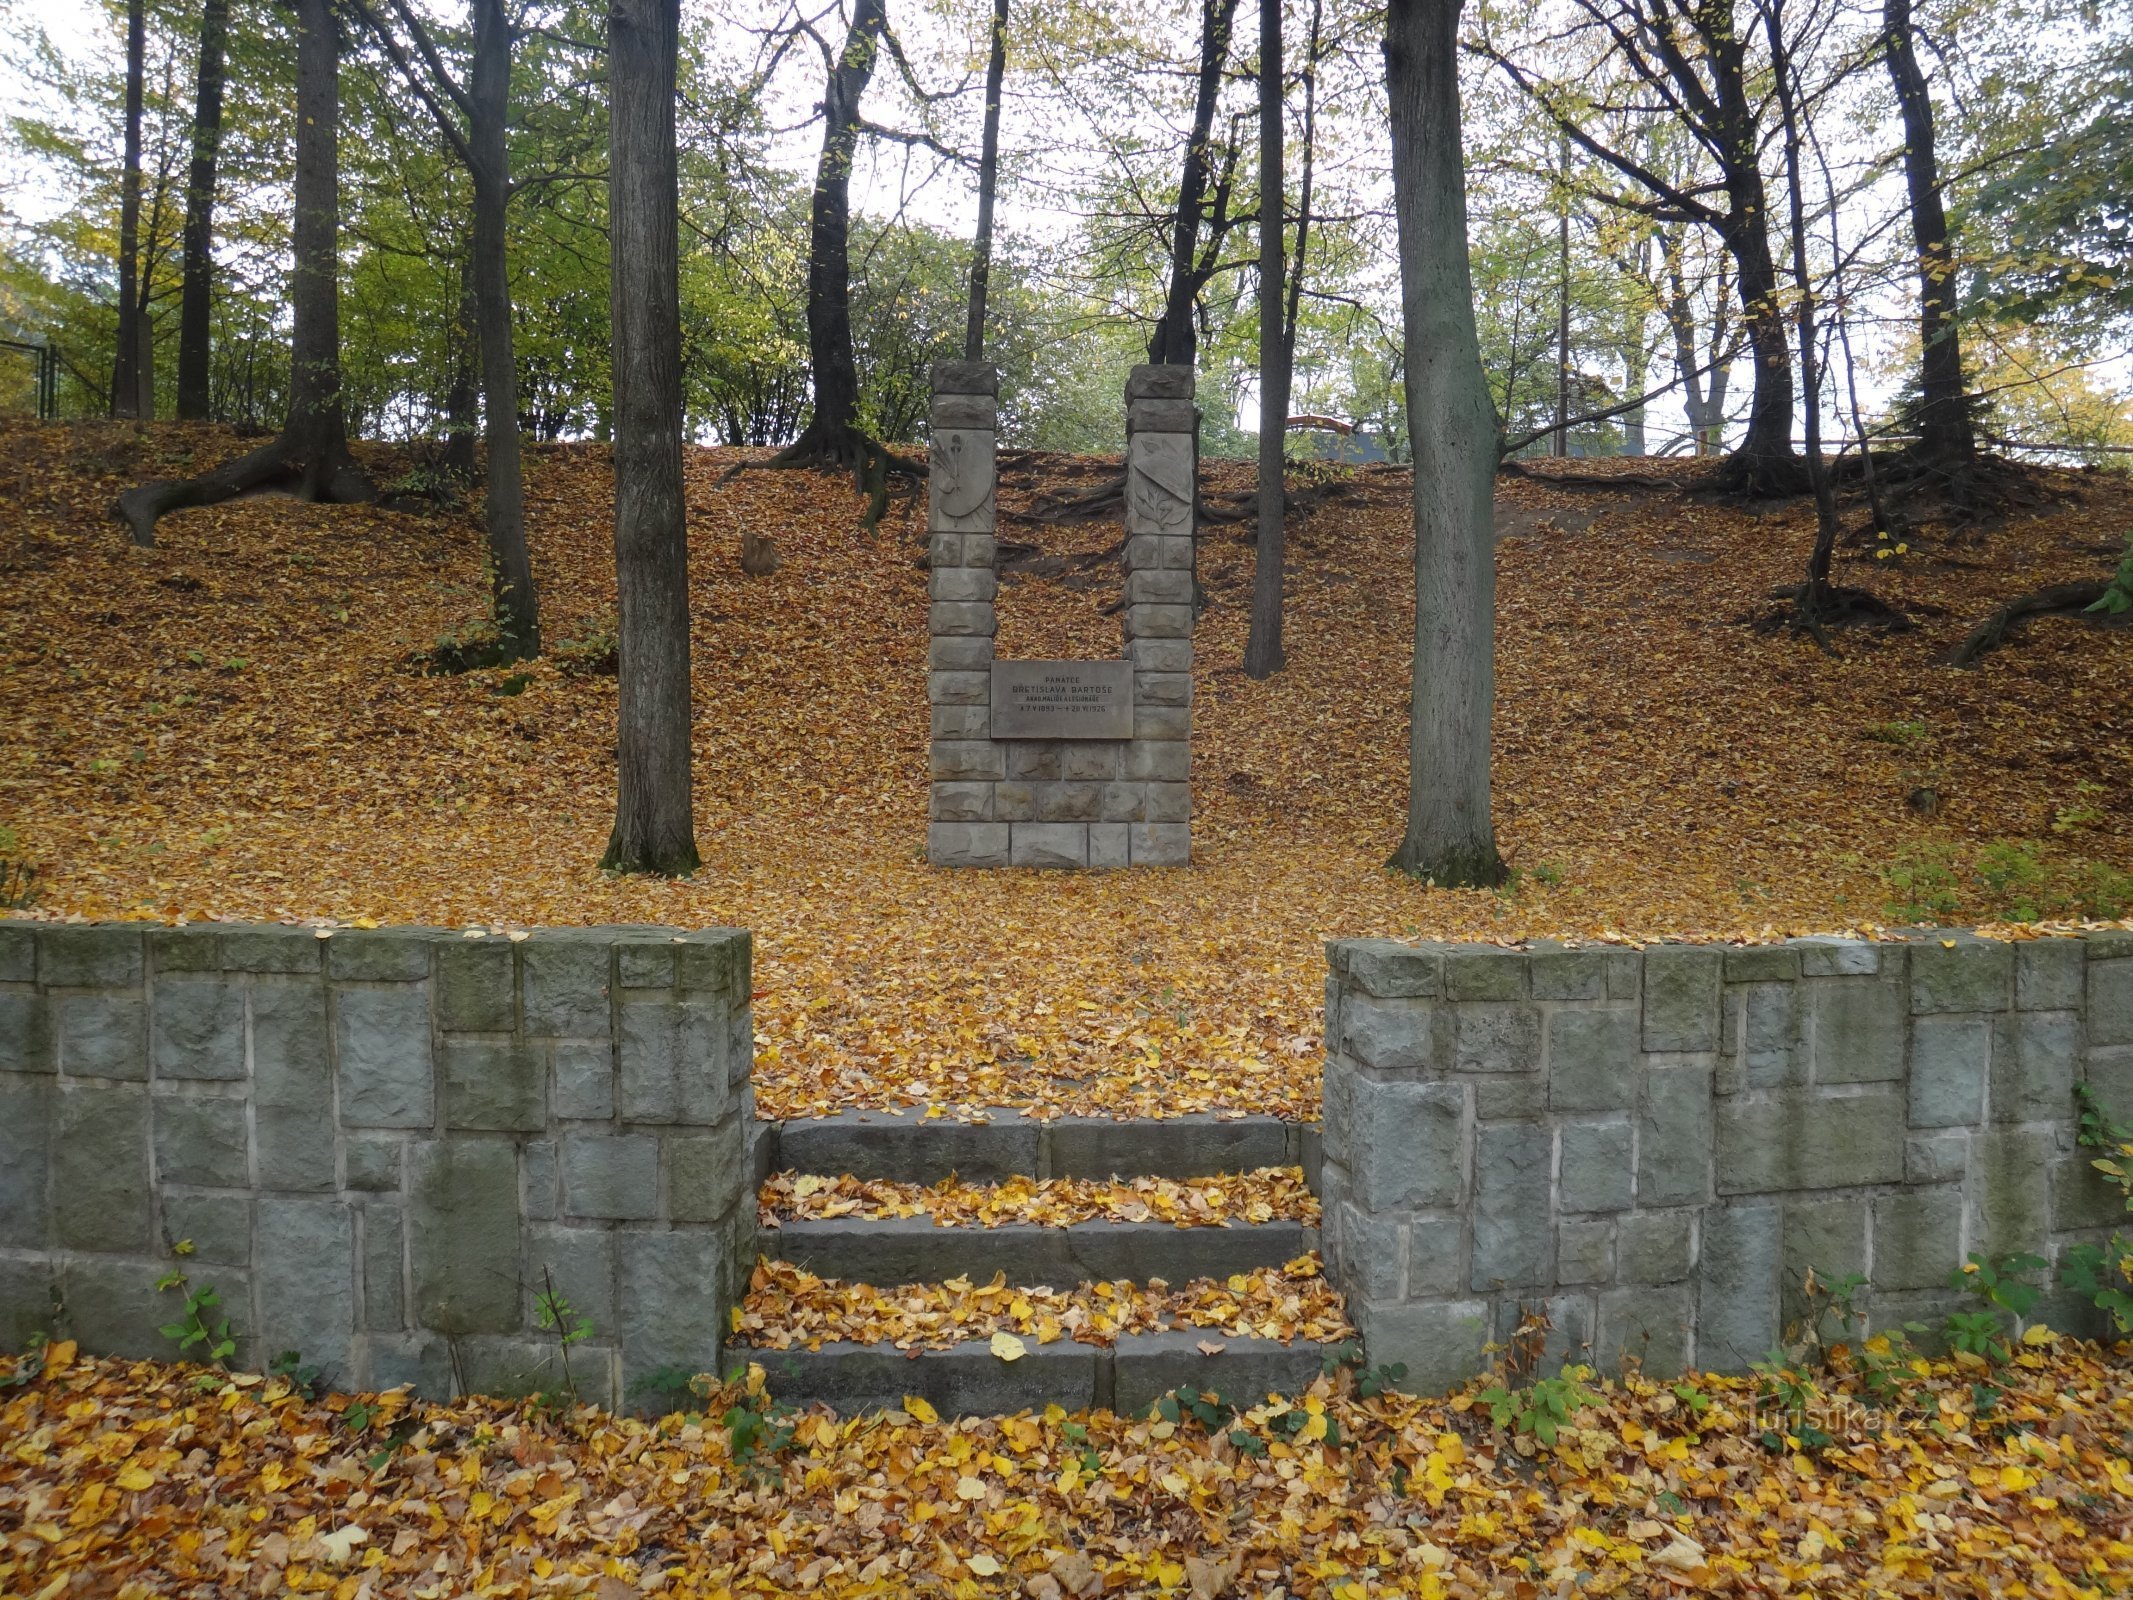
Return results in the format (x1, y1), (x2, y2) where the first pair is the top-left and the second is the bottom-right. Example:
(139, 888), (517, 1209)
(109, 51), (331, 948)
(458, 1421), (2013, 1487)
(9, 1333), (2133, 1597)
(1, 416), (2130, 1119)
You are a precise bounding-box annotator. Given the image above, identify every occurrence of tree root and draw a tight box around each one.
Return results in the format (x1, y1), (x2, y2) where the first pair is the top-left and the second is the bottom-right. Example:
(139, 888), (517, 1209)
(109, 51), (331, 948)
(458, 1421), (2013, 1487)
(1496, 458), (1688, 492)
(717, 422), (924, 536)
(1943, 580), (2111, 668)
(114, 432), (374, 547)
(1753, 582), (1915, 655)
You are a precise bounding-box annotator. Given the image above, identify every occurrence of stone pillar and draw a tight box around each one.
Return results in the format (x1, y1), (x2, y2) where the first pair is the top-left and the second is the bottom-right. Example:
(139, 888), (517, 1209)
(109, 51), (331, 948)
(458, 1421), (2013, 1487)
(1121, 364), (1195, 866)
(926, 362), (1007, 868)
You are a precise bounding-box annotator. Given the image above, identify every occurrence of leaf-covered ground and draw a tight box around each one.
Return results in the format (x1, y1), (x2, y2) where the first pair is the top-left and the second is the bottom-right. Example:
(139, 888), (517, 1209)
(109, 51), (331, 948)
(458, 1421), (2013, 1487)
(758, 1169), (1319, 1228)
(2, 418), (2130, 1118)
(731, 1256), (1351, 1352)
(8, 1333), (2133, 1598)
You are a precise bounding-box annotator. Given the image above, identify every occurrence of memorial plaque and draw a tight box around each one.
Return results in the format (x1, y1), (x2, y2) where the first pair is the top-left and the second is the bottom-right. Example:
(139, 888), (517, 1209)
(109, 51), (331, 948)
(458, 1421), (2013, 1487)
(990, 659), (1134, 739)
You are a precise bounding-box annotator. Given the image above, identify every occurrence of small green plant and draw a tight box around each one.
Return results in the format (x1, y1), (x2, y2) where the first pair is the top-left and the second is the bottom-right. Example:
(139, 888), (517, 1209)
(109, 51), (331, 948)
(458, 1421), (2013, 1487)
(1883, 843), (1961, 923)
(1856, 1327), (1926, 1406)
(1973, 842), (2051, 921)
(1864, 717), (1930, 746)
(1944, 1252), (2046, 1360)
(2053, 780), (2109, 834)
(1, 1335), (46, 1389)
(721, 1365), (797, 1479)
(1792, 1267), (1869, 1367)
(2084, 530), (2133, 616)
(534, 1267), (595, 1406)
(268, 1349), (321, 1399)
(1151, 1386), (1271, 1455)
(1320, 1339), (1407, 1399)
(155, 1271), (236, 1366)
(553, 616), (619, 678)
(2061, 1085), (2133, 1332)
(1475, 1365), (1597, 1449)
(1750, 1352), (1834, 1452)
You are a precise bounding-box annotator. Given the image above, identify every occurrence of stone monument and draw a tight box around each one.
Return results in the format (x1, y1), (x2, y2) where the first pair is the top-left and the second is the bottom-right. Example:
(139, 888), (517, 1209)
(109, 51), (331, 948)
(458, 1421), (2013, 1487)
(926, 362), (1195, 868)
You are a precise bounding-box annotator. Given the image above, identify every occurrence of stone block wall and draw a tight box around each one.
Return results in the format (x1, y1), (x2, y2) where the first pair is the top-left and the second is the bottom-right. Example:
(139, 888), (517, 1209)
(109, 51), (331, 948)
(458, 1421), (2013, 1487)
(0, 921), (757, 1407)
(927, 361), (1195, 869)
(1319, 929), (2133, 1392)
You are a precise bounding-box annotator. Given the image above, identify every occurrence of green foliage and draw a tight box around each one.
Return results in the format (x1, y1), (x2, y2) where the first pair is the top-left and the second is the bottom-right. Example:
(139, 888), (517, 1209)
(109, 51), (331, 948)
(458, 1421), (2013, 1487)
(1863, 718), (1930, 747)
(2061, 1085), (2133, 1333)
(2087, 533), (2133, 618)
(1881, 840), (2133, 924)
(720, 1367), (797, 1479)
(1321, 1338), (1408, 1398)
(1943, 1252), (2046, 1361)
(267, 1348), (321, 1398)
(1475, 1365), (1597, 1449)
(1750, 1353), (1833, 1453)
(534, 1269), (594, 1407)
(154, 1271), (236, 1366)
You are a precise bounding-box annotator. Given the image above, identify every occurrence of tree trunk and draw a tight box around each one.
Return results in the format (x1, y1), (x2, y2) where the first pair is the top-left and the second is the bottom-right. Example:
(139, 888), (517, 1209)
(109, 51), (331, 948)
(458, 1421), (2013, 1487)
(113, 0), (147, 419)
(601, 0), (697, 876)
(1244, 0), (1286, 678)
(1279, 0), (1320, 356)
(470, 0), (539, 655)
(802, 0), (885, 439)
(1884, 0), (1972, 463)
(1384, 0), (1504, 887)
(443, 249), (479, 479)
(1149, 0), (1241, 367)
(962, 0), (1008, 362)
(176, 0), (228, 421)
(114, 0), (368, 544)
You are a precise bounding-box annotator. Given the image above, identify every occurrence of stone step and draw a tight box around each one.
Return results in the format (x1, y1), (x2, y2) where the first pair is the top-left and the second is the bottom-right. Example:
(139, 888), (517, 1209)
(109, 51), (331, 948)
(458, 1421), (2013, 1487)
(762, 1217), (1316, 1289)
(766, 1112), (1321, 1186)
(744, 1330), (1337, 1418)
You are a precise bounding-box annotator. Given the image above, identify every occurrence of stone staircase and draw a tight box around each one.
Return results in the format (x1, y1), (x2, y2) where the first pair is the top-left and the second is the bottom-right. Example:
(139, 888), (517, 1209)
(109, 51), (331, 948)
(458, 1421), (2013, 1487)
(732, 1112), (1342, 1417)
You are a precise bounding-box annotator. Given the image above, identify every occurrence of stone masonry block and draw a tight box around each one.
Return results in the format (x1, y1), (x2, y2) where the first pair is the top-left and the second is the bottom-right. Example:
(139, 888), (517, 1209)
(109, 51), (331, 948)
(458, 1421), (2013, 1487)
(1615, 1211), (1694, 1284)
(1794, 937), (1883, 977)
(0, 1076), (52, 1246)
(1088, 823), (1129, 870)
(255, 1196), (356, 1382)
(929, 601), (997, 637)
(1606, 953), (1643, 1000)
(928, 823), (1010, 868)
(62, 1256), (177, 1362)
(1338, 1076), (1463, 1212)
(0, 992), (51, 1073)
(930, 706), (990, 741)
(1806, 975), (1907, 1083)
(1475, 1077), (1544, 1118)
(930, 741), (1006, 783)
(443, 1039), (547, 1133)
(1596, 1283), (1692, 1378)
(1781, 1196), (1867, 1334)
(1908, 1015), (1991, 1127)
(1558, 1220), (1614, 1285)
(344, 1135), (402, 1192)
(670, 1122), (748, 1223)
(437, 939), (516, 1032)
(1471, 1122), (1551, 1290)
(1698, 1204), (1780, 1371)
(223, 926), (321, 974)
(1058, 746), (1120, 786)
(1529, 948), (1608, 1001)
(1135, 705), (1190, 741)
(2082, 1045), (2133, 1111)
(561, 1134), (659, 1219)
(1128, 396), (1197, 431)
(1357, 1298), (1488, 1395)
(2093, 958), (2133, 1045)
(993, 783), (1036, 821)
(1128, 823), (1190, 866)
(55, 1082), (150, 1252)
(1142, 782), (1188, 821)
(364, 1199), (406, 1330)
(932, 392), (997, 429)
(1339, 996), (1437, 1072)
(1906, 1130), (1968, 1184)
(1489, 1293), (1594, 1373)
(1642, 947), (1722, 1052)
(1452, 1003), (1541, 1075)
(931, 358), (999, 395)
(930, 782), (993, 823)
(618, 1230), (725, 1385)
(1638, 1064), (1714, 1206)
(1716, 1088), (1903, 1193)
(930, 567), (996, 603)
(58, 994), (146, 1079)
(335, 987), (434, 1128)
(1559, 1119), (1634, 1213)
(0, 1261), (55, 1352)
(1034, 783), (1103, 822)
(1123, 604), (1193, 640)
(929, 670), (991, 706)
(154, 1092), (250, 1188)
(2053, 1151), (2124, 1232)
(1408, 1215), (1466, 1296)
(1337, 1202), (1405, 1301)
(1011, 823), (1088, 869)
(1547, 1007), (1634, 1106)
(38, 924), (143, 987)
(1005, 742), (1061, 781)
(1725, 946), (1801, 983)
(523, 1139), (558, 1220)
(619, 1000), (729, 1124)
(1973, 1126), (2052, 1262)
(527, 1223), (617, 1333)
(1725, 983), (1800, 1089)
(1443, 948), (1527, 1002)
(323, 929), (434, 982)
(1128, 647), (1193, 687)
(1124, 741), (1190, 783)
(1335, 940), (1442, 1000)
(551, 1040), (613, 1122)
(928, 634), (994, 671)
(410, 1139), (521, 1335)
(1125, 570), (1193, 605)
(0, 922), (32, 982)
(1998, 1012), (2077, 1123)
(253, 1103), (335, 1192)
(161, 1191), (249, 1265)
(251, 981), (329, 1107)
(2017, 939), (2086, 1011)
(616, 940), (676, 987)
(1873, 1186), (1962, 1290)
(1125, 363), (1193, 399)
(152, 977), (245, 1080)
(1910, 937), (2013, 1015)
(521, 940), (611, 1037)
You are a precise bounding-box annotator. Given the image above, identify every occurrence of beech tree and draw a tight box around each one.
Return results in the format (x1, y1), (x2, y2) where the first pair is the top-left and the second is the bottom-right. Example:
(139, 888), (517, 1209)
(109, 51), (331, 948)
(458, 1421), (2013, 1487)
(1384, 0), (1504, 885)
(962, 0), (1007, 360)
(175, 0), (228, 420)
(1149, 0), (1243, 368)
(602, 0), (698, 876)
(113, 0), (149, 418)
(117, 0), (372, 543)
(1243, 0), (1286, 679)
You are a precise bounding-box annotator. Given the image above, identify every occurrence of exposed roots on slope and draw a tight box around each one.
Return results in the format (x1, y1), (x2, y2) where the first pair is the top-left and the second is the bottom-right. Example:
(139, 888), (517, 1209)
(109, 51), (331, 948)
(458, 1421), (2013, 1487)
(1944, 579), (2115, 667)
(717, 421), (924, 537)
(113, 432), (374, 547)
